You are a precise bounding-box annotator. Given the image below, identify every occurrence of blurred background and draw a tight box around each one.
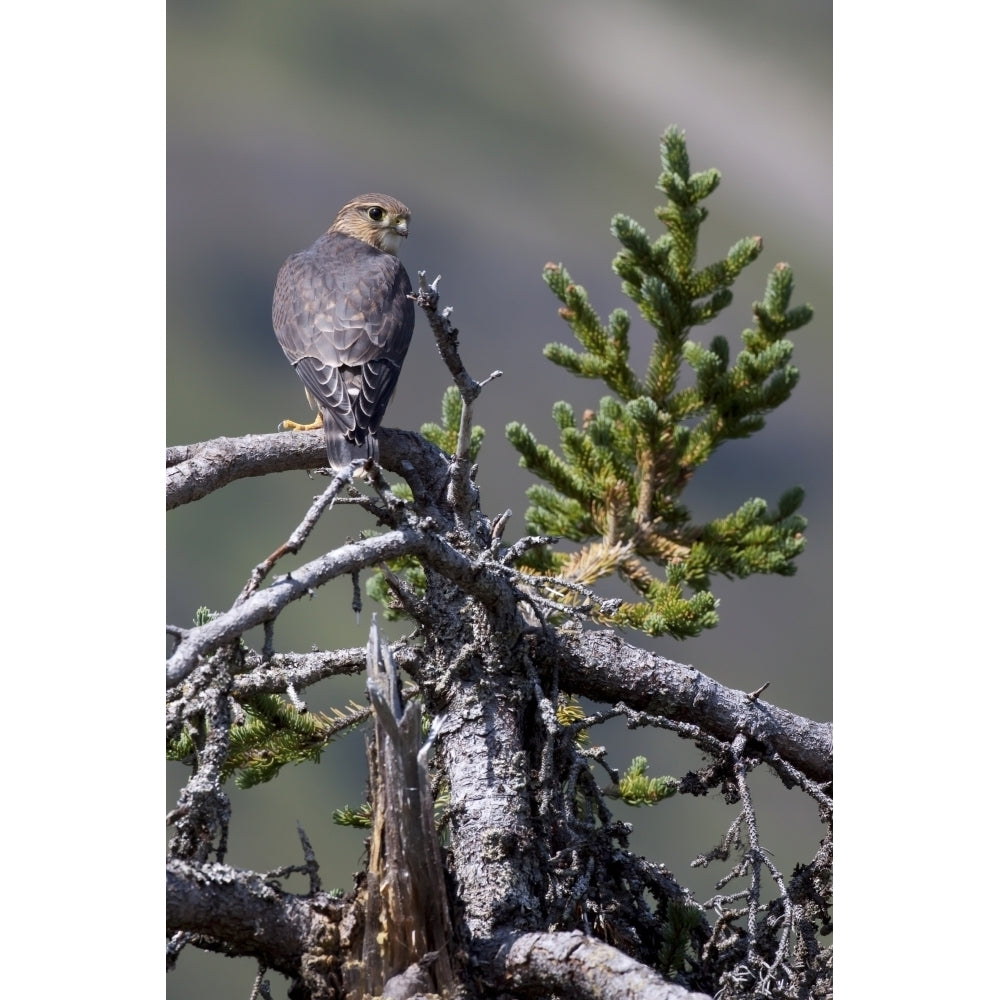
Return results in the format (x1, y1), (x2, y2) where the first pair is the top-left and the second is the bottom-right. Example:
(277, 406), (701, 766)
(167, 1), (831, 994)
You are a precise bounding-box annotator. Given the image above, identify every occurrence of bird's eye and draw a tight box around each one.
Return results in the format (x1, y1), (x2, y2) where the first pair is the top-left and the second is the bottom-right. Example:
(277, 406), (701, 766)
(367, 207), (385, 222)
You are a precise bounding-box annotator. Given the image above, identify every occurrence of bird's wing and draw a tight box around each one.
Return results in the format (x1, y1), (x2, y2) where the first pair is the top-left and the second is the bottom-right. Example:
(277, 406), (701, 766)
(273, 233), (414, 444)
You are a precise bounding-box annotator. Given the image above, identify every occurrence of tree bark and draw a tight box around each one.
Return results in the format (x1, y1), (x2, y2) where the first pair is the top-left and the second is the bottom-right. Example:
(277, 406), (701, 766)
(167, 425), (832, 998)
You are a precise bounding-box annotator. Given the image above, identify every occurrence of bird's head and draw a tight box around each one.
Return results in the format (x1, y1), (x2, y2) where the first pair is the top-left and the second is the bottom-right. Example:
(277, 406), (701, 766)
(329, 193), (410, 255)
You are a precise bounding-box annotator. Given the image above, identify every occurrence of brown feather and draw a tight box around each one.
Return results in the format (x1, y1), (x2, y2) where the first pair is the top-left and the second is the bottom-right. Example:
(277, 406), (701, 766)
(273, 194), (414, 471)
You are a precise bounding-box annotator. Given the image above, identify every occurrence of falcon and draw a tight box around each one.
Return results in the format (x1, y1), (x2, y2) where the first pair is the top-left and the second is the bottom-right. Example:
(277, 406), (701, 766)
(272, 193), (415, 473)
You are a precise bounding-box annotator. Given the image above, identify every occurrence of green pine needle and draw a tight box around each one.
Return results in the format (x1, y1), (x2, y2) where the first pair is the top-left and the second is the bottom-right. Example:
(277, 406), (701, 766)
(167, 693), (371, 789)
(615, 756), (679, 806)
(506, 125), (813, 640)
(420, 386), (485, 461)
(332, 803), (373, 829)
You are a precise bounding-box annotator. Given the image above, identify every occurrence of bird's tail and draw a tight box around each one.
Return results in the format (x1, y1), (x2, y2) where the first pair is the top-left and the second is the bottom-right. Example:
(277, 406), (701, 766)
(325, 424), (378, 475)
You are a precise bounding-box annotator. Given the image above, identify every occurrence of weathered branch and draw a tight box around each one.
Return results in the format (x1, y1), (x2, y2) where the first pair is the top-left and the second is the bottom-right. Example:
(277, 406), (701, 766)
(166, 427), (449, 511)
(166, 858), (343, 986)
(166, 431), (326, 510)
(235, 475), (349, 605)
(413, 271), (501, 405)
(491, 930), (714, 1000)
(166, 529), (425, 687)
(167, 514), (521, 689)
(228, 645), (424, 697)
(557, 629), (832, 785)
(339, 621), (457, 995)
(413, 272), (504, 519)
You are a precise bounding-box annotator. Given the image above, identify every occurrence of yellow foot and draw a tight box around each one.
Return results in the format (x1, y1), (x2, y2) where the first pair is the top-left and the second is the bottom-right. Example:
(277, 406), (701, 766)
(279, 414), (323, 432)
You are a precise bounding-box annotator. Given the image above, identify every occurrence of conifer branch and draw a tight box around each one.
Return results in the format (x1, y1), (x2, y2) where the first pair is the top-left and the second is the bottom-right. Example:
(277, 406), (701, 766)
(506, 126), (813, 639)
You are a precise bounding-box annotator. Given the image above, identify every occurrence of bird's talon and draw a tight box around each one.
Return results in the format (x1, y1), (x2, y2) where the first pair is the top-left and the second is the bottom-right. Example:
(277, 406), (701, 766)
(280, 416), (323, 432)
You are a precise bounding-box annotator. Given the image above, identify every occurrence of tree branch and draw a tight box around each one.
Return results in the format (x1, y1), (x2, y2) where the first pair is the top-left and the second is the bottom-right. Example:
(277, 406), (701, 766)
(167, 431), (326, 510)
(166, 858), (343, 983)
(228, 645), (424, 697)
(491, 930), (714, 1000)
(556, 629), (832, 785)
(166, 529), (426, 687)
(166, 427), (450, 511)
(412, 271), (501, 405)
(413, 272), (504, 519)
(167, 511), (520, 690)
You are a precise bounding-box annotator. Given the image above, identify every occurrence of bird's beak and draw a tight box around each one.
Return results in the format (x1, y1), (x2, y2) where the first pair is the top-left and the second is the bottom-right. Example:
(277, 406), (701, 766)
(394, 219), (409, 239)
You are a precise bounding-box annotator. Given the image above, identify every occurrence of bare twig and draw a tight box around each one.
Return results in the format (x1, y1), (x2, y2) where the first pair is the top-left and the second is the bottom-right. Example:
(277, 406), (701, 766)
(167, 529), (426, 687)
(296, 823), (322, 896)
(413, 271), (503, 517)
(235, 475), (349, 606)
(412, 271), (502, 404)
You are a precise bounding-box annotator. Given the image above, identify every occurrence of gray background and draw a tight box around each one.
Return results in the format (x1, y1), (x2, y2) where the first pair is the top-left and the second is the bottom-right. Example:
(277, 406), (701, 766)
(167, 2), (831, 995)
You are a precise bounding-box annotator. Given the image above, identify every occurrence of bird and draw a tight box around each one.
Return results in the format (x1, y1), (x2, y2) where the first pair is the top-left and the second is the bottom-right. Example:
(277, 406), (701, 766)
(272, 193), (415, 475)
